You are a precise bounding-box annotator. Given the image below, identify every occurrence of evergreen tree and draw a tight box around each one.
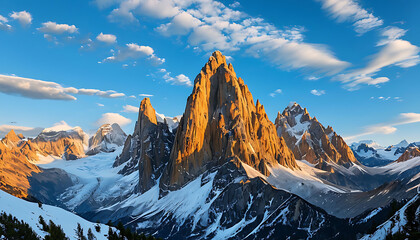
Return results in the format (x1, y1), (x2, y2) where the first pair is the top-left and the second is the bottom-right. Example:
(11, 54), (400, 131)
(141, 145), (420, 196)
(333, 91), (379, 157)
(75, 223), (87, 240)
(87, 228), (96, 240)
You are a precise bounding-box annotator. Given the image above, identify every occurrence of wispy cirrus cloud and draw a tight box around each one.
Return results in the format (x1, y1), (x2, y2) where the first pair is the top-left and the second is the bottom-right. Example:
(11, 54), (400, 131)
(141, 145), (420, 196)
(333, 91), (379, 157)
(97, 0), (350, 75)
(315, 0), (383, 34)
(344, 113), (420, 141)
(0, 14), (11, 30)
(310, 89), (326, 96)
(336, 36), (419, 90)
(122, 104), (139, 113)
(269, 89), (282, 97)
(0, 74), (126, 100)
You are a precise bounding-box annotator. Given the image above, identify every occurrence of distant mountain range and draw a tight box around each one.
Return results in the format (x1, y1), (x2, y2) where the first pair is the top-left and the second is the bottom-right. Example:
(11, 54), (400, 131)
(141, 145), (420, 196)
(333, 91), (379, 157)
(1, 51), (419, 240)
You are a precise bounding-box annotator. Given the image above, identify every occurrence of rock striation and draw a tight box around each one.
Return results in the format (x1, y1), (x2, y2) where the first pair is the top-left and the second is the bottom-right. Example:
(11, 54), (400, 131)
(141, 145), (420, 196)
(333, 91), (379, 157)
(160, 51), (297, 192)
(275, 102), (358, 170)
(114, 98), (175, 193)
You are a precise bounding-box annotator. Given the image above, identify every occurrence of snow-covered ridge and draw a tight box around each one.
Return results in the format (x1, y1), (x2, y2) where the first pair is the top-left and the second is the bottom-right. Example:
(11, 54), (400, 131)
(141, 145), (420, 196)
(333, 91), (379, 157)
(156, 112), (181, 131)
(0, 189), (112, 240)
(361, 194), (419, 240)
(41, 121), (82, 133)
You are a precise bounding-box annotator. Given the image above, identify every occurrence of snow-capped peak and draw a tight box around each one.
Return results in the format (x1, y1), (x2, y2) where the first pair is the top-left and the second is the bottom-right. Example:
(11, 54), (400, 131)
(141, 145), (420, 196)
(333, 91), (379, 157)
(42, 120), (81, 133)
(395, 139), (409, 148)
(156, 112), (181, 131)
(351, 140), (383, 150)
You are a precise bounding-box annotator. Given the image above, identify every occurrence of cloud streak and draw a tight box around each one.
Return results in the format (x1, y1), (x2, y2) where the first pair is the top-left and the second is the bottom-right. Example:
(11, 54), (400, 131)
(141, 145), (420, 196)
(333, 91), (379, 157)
(0, 74), (126, 100)
(101, 0), (350, 74)
(344, 113), (420, 141)
(316, 0), (383, 34)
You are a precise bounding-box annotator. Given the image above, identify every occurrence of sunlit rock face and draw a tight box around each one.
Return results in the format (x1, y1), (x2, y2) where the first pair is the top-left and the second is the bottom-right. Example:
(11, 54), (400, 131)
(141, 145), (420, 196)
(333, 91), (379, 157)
(275, 102), (358, 171)
(160, 51), (297, 192)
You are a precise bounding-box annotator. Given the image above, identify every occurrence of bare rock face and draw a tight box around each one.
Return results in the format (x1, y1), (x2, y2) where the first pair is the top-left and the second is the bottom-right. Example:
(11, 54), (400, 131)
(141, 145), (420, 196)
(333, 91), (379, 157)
(161, 51), (297, 192)
(396, 146), (420, 162)
(114, 98), (175, 193)
(34, 127), (88, 160)
(1, 129), (24, 148)
(0, 132), (40, 199)
(86, 123), (127, 155)
(275, 102), (358, 169)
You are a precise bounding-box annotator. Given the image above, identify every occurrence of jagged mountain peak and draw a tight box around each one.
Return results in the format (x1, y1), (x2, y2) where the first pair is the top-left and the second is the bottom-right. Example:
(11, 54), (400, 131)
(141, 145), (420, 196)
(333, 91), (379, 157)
(161, 51), (297, 192)
(86, 123), (126, 155)
(276, 102), (358, 169)
(2, 129), (22, 147)
(139, 97), (157, 125)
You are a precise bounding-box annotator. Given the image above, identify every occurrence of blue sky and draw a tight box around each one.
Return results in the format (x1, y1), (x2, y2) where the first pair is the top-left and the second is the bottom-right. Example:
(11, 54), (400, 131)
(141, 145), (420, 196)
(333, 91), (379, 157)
(0, 0), (419, 146)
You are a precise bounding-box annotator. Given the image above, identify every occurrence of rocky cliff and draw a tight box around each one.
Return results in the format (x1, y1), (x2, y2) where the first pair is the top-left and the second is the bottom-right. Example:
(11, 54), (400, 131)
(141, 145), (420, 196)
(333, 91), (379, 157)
(275, 102), (358, 170)
(0, 131), (40, 199)
(33, 127), (88, 160)
(396, 146), (420, 162)
(160, 51), (297, 192)
(86, 123), (126, 155)
(114, 98), (175, 193)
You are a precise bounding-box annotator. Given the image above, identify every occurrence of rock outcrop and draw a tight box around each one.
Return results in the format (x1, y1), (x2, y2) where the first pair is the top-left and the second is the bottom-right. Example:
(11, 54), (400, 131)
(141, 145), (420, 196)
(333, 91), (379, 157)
(33, 127), (88, 160)
(396, 146), (420, 162)
(86, 123), (126, 155)
(275, 102), (358, 170)
(161, 51), (297, 192)
(0, 131), (40, 199)
(114, 98), (175, 193)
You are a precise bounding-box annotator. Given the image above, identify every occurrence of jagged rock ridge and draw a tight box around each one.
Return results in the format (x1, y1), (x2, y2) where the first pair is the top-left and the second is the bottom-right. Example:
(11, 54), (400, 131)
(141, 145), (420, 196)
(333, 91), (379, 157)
(115, 98), (175, 193)
(86, 123), (126, 155)
(161, 51), (297, 192)
(275, 102), (358, 171)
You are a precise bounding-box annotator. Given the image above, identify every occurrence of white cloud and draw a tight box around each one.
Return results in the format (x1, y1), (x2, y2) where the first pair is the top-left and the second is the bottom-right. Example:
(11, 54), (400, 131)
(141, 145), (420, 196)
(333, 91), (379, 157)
(139, 93), (154, 97)
(96, 32), (117, 43)
(108, 0), (178, 23)
(344, 112), (420, 141)
(38, 21), (78, 34)
(310, 89), (326, 96)
(103, 43), (165, 64)
(156, 11), (202, 36)
(269, 89), (282, 97)
(163, 73), (192, 87)
(0, 124), (43, 138)
(103, 0), (349, 74)
(122, 104), (139, 113)
(337, 39), (419, 90)
(0, 14), (11, 30)
(97, 103), (105, 107)
(96, 113), (132, 126)
(377, 26), (407, 46)
(0, 74), (126, 100)
(10, 11), (32, 26)
(316, 0), (383, 34)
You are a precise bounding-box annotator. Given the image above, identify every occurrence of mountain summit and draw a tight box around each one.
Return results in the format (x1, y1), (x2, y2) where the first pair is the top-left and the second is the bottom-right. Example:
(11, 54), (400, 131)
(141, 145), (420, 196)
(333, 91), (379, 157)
(161, 51), (297, 191)
(275, 102), (357, 170)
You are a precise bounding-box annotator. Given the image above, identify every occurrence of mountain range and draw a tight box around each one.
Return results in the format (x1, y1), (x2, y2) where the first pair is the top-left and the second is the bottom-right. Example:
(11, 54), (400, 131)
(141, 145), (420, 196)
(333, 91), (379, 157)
(0, 51), (419, 239)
